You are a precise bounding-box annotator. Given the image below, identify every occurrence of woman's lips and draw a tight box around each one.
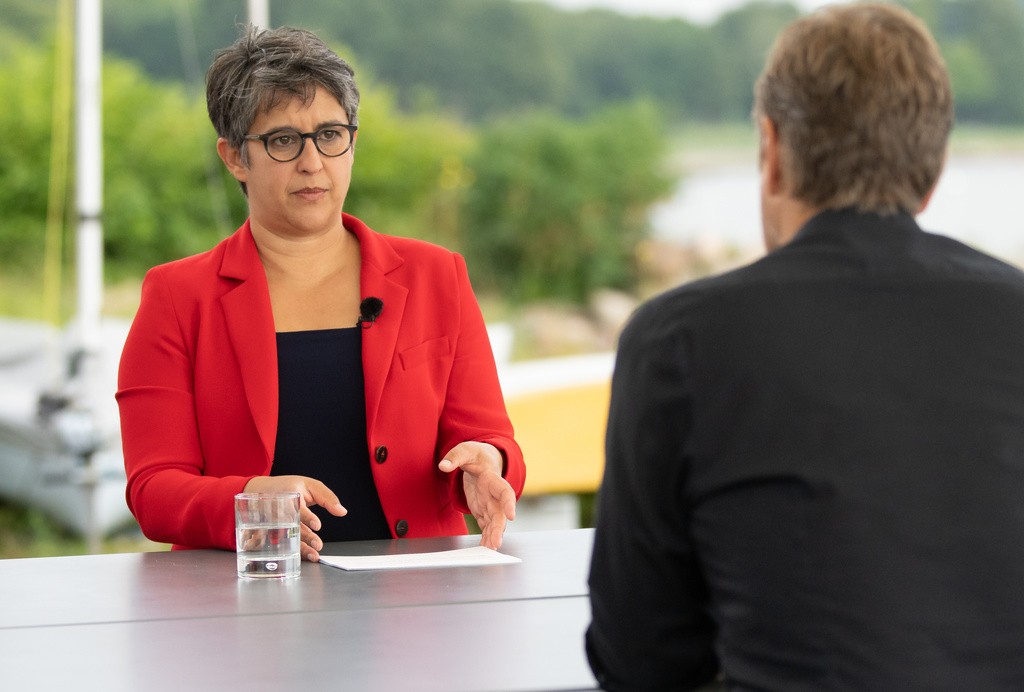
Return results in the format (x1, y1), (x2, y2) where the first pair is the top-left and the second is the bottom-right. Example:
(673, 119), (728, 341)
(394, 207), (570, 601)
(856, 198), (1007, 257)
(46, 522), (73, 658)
(294, 187), (327, 201)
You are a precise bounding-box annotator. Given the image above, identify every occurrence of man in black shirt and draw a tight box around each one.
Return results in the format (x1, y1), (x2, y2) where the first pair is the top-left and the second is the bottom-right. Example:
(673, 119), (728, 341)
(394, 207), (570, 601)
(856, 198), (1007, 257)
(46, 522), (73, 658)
(586, 4), (1024, 690)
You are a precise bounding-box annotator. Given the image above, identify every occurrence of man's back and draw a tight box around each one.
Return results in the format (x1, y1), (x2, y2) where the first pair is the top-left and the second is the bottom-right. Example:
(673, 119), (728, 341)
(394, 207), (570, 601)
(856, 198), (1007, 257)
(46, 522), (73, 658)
(587, 209), (1024, 690)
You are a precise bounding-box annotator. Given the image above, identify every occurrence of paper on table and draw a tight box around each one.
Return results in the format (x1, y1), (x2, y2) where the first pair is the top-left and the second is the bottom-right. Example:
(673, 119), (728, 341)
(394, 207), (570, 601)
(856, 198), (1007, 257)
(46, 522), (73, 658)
(318, 546), (522, 571)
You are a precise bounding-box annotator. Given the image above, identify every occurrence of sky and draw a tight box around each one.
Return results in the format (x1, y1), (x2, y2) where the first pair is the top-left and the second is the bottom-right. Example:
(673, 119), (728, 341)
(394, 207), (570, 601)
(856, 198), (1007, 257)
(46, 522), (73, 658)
(520, 0), (837, 24)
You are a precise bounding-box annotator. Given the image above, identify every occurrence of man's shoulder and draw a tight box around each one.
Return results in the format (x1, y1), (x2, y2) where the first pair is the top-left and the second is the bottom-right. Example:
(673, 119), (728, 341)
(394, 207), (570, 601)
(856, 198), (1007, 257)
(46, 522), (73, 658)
(639, 254), (779, 315)
(915, 230), (1024, 283)
(623, 259), (769, 347)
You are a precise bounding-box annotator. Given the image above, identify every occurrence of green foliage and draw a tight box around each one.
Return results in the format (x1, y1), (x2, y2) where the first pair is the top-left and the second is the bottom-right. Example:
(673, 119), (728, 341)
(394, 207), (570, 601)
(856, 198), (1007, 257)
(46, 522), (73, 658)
(76, 0), (1024, 126)
(712, 2), (803, 118)
(943, 39), (997, 109)
(6, 0), (1021, 310)
(0, 498), (159, 558)
(344, 84), (474, 249)
(556, 12), (720, 119)
(0, 23), (674, 306)
(905, 0), (1024, 122)
(0, 0), (54, 54)
(461, 102), (673, 303)
(102, 59), (245, 276)
(279, 0), (568, 121)
(0, 32), (245, 288)
(274, 0), (794, 123)
(0, 498), (81, 558)
(5, 0), (1024, 126)
(0, 47), (56, 268)
(101, 0), (247, 85)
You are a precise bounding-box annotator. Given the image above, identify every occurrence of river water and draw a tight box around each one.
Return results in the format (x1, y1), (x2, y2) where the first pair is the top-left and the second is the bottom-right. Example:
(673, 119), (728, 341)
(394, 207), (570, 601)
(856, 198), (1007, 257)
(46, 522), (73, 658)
(650, 153), (1024, 266)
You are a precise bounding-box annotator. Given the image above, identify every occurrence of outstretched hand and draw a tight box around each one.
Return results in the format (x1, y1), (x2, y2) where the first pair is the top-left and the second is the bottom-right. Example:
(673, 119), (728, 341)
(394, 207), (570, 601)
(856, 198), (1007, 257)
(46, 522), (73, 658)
(243, 475), (347, 562)
(438, 441), (516, 549)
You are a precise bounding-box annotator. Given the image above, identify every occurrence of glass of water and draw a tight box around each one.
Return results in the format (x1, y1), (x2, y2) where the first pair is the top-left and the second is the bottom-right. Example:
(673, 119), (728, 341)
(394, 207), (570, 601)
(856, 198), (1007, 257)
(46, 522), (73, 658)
(234, 491), (301, 579)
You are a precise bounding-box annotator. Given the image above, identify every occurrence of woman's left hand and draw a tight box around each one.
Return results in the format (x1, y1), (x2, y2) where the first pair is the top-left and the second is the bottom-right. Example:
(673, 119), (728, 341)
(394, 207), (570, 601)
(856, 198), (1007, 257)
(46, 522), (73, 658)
(439, 441), (516, 549)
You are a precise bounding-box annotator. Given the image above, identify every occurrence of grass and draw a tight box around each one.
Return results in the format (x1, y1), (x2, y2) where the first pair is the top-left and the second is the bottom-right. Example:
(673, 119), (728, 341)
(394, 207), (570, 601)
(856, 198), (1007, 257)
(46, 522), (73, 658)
(948, 124), (1024, 155)
(0, 273), (65, 321)
(667, 121), (1024, 170)
(0, 499), (163, 559)
(0, 272), (142, 322)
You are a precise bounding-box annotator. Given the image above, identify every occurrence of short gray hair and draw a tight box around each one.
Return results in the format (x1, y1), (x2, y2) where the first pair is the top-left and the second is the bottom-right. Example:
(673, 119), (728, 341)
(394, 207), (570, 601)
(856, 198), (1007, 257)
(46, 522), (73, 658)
(206, 24), (359, 163)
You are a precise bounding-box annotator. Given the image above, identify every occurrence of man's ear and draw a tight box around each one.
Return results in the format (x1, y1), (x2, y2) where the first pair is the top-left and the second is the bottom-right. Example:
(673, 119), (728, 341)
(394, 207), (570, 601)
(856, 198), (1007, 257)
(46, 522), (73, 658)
(216, 137), (248, 184)
(916, 150), (947, 214)
(916, 186), (936, 215)
(758, 115), (784, 197)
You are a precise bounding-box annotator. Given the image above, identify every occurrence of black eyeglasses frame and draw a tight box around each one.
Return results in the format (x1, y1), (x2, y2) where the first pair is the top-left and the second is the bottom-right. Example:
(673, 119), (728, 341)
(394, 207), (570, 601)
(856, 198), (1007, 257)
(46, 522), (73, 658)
(243, 124), (358, 162)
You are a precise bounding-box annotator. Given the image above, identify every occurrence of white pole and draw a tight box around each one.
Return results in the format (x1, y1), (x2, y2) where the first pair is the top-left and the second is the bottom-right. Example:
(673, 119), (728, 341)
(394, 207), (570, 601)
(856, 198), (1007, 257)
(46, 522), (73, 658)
(75, 0), (103, 358)
(74, 0), (104, 555)
(248, 0), (270, 29)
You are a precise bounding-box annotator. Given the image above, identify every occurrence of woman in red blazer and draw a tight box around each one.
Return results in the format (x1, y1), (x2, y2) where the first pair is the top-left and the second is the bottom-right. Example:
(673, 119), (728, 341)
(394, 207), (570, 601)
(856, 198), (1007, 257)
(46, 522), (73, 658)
(116, 25), (524, 561)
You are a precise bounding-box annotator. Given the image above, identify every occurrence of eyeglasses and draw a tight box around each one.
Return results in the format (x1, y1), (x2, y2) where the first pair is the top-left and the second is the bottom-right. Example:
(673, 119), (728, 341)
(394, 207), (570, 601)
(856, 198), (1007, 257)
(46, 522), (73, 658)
(243, 125), (358, 162)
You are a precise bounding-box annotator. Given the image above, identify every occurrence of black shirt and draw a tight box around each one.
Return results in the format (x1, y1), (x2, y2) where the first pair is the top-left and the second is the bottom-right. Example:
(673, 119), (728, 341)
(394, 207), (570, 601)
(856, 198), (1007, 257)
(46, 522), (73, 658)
(586, 210), (1024, 690)
(271, 328), (390, 542)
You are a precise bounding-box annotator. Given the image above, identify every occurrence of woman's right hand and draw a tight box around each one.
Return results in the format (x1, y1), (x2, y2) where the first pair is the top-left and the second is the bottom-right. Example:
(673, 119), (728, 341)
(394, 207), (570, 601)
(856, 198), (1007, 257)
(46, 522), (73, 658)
(243, 475), (347, 562)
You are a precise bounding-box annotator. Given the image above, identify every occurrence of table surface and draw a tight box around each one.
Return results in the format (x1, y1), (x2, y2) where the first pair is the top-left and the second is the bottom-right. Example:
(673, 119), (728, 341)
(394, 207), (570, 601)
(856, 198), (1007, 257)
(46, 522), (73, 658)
(0, 528), (598, 691)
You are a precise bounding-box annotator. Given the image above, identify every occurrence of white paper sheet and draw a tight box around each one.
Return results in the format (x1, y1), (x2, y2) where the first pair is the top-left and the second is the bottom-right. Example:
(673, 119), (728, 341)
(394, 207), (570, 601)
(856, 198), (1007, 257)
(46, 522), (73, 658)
(318, 546), (522, 571)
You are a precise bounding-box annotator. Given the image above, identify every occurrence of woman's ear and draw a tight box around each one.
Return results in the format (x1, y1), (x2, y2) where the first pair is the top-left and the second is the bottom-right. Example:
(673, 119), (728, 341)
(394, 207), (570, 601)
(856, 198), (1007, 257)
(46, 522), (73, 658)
(216, 137), (248, 184)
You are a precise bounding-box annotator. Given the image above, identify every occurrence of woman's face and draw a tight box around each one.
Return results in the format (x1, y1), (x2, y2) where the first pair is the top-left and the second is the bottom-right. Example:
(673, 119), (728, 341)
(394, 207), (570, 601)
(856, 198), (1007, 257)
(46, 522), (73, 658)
(219, 87), (355, 241)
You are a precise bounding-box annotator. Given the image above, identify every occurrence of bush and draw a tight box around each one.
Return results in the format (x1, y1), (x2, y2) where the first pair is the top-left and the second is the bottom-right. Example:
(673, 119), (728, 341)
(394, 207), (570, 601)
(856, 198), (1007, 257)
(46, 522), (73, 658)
(460, 101), (673, 303)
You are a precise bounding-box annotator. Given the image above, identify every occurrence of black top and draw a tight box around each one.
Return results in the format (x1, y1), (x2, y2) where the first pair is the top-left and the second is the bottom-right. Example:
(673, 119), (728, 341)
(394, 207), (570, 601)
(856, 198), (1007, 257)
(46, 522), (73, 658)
(271, 328), (390, 542)
(587, 209), (1024, 690)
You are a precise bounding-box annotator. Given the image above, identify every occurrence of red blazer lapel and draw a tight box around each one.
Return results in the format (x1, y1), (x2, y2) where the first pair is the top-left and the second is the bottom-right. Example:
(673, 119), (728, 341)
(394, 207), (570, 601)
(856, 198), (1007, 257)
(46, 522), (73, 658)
(218, 222), (278, 464)
(348, 215), (409, 433)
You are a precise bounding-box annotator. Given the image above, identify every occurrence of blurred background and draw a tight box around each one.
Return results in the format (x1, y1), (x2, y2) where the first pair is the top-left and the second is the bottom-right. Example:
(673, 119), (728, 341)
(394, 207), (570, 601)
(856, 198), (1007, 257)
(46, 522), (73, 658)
(2, 0), (1023, 557)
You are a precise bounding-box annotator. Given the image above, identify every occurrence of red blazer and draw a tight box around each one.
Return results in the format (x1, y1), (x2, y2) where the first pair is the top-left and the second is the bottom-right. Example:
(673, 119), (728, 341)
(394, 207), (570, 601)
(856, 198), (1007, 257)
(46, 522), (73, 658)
(116, 214), (525, 550)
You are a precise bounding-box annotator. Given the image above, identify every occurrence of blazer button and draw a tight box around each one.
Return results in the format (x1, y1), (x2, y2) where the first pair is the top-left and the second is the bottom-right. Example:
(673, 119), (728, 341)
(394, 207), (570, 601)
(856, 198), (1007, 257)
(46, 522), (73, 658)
(395, 519), (409, 537)
(374, 445), (388, 463)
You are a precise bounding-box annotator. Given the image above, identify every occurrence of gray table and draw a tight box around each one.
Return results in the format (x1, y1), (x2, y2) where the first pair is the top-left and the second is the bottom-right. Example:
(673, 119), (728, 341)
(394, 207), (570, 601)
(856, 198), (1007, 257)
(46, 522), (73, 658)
(0, 528), (598, 691)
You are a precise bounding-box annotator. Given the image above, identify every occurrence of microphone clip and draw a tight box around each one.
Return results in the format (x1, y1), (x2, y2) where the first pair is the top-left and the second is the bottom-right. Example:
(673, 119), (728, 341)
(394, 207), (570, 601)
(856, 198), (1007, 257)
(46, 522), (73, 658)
(357, 296), (384, 329)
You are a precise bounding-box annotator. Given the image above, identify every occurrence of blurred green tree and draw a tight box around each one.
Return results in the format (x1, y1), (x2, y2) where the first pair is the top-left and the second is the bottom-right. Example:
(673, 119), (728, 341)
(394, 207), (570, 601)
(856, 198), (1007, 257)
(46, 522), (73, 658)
(460, 101), (673, 303)
(4, 0), (1024, 125)
(710, 2), (801, 119)
(0, 47), (56, 269)
(0, 38), (240, 284)
(907, 0), (1024, 122)
(343, 83), (474, 250)
(101, 58), (243, 276)
(1, 14), (683, 311)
